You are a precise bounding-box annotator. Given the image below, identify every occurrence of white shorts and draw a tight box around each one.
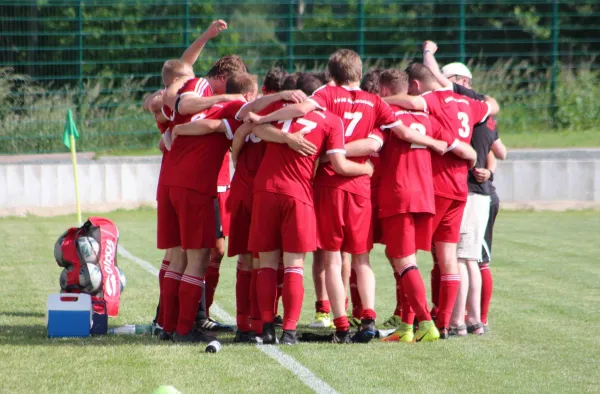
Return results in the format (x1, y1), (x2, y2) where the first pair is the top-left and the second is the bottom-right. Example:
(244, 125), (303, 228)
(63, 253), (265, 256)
(457, 193), (491, 261)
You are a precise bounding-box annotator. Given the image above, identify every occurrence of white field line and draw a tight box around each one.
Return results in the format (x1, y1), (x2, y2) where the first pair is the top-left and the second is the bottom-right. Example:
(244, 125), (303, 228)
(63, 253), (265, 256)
(117, 245), (339, 394)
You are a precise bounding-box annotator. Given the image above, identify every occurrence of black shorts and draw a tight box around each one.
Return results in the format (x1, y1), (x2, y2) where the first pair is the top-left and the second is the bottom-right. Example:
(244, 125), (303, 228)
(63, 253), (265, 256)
(481, 202), (499, 263)
(214, 198), (224, 239)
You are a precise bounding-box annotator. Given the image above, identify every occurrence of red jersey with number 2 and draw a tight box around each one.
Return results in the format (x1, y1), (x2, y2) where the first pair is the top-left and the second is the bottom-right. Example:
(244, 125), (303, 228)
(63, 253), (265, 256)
(377, 106), (454, 217)
(422, 86), (491, 201)
(253, 108), (345, 206)
(308, 85), (397, 198)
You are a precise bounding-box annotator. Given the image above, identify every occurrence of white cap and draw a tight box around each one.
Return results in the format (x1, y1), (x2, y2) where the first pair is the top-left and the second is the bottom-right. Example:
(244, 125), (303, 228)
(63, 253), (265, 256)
(441, 62), (472, 80)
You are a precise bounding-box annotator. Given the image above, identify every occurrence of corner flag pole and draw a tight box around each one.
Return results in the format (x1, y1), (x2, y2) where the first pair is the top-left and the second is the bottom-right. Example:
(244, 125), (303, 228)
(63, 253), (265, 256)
(62, 109), (82, 225)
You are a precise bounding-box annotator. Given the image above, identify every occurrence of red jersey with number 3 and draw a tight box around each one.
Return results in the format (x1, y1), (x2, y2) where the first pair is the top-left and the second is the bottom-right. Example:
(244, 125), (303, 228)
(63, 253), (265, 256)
(377, 106), (454, 217)
(253, 108), (345, 206)
(421, 86), (491, 201)
(308, 85), (397, 198)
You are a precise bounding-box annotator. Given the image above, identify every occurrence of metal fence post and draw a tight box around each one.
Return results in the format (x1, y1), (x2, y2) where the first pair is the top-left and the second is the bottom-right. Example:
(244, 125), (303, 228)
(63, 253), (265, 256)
(550, 0), (559, 127)
(77, 1), (83, 93)
(358, 0), (365, 58)
(287, 1), (295, 72)
(459, 0), (466, 62)
(184, 0), (190, 47)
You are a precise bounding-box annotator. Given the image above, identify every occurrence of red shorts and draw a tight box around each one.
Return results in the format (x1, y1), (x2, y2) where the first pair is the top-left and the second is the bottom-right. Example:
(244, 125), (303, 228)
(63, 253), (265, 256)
(315, 187), (372, 254)
(248, 191), (316, 253)
(216, 188), (231, 237)
(156, 185), (216, 250)
(227, 186), (253, 257)
(371, 187), (382, 244)
(432, 195), (466, 244)
(381, 213), (433, 258)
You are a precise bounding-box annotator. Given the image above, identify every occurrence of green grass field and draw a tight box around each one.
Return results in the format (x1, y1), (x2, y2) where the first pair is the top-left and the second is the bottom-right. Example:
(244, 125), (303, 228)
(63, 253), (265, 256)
(1, 209), (599, 393)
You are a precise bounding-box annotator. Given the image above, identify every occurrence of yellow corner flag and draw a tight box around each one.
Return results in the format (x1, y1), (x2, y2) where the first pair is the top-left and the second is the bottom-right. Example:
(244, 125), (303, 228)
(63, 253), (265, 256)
(62, 109), (82, 225)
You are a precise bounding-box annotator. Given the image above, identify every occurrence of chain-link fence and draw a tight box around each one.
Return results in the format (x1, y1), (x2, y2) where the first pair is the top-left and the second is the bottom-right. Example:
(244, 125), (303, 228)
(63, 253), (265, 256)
(1, 0), (599, 153)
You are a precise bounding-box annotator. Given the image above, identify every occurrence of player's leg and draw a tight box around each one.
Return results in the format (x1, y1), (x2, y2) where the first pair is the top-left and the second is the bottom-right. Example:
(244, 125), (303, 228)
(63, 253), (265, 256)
(381, 213), (439, 343)
(234, 252), (254, 342)
(383, 250), (403, 328)
(432, 196), (465, 338)
(274, 256), (284, 326)
(341, 251), (351, 312)
(450, 259), (469, 336)
(347, 252), (362, 327)
(323, 250), (350, 343)
(480, 202), (499, 330)
(153, 247), (172, 333)
(465, 259), (483, 335)
(309, 249), (332, 328)
(257, 250), (280, 344)
(280, 252), (306, 345)
(249, 255), (262, 337)
(203, 197), (226, 318)
(430, 244), (440, 320)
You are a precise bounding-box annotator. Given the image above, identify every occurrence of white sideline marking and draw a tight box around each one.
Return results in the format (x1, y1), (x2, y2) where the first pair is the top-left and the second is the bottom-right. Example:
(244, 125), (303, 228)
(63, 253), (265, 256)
(117, 245), (338, 394)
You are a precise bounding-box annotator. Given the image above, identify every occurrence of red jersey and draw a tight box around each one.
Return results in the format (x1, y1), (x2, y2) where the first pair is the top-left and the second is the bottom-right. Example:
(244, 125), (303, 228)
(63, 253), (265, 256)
(377, 107), (453, 217)
(367, 128), (387, 191)
(217, 152), (231, 187)
(421, 86), (491, 201)
(308, 85), (397, 198)
(162, 100), (241, 197)
(230, 101), (285, 193)
(253, 108), (345, 206)
(170, 77), (214, 126)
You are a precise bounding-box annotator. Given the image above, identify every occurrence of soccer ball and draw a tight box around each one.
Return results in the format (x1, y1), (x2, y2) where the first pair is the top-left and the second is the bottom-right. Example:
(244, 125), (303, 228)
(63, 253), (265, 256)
(59, 263), (102, 293)
(77, 236), (100, 264)
(117, 267), (126, 293)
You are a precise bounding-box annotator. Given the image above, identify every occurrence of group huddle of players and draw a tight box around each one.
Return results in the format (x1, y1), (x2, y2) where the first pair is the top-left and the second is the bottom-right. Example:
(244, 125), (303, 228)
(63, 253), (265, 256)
(143, 20), (506, 345)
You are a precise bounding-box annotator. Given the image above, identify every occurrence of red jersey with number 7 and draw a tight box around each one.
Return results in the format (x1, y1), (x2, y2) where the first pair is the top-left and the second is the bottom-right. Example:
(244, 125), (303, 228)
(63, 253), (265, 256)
(308, 85), (398, 198)
(253, 108), (346, 206)
(421, 86), (491, 201)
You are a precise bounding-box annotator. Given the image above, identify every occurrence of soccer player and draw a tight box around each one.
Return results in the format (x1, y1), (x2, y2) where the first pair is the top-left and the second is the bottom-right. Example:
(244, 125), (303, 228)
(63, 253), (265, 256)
(158, 72), (255, 343)
(247, 49), (447, 343)
(143, 19), (228, 334)
(384, 61), (499, 338)
(423, 44), (506, 333)
(247, 100), (375, 345)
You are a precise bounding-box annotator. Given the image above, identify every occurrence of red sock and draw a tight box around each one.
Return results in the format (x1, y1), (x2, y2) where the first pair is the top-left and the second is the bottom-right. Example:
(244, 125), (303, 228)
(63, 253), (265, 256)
(437, 274), (460, 329)
(275, 260), (284, 315)
(204, 259), (221, 315)
(393, 272), (403, 316)
(431, 262), (440, 308)
(257, 267), (277, 324)
(282, 266), (304, 331)
(399, 264), (431, 322)
(157, 260), (170, 327)
(250, 269), (262, 335)
(315, 300), (330, 314)
(236, 267), (252, 332)
(160, 271), (181, 333)
(176, 275), (204, 336)
(480, 264), (493, 325)
(350, 269), (362, 319)
(361, 308), (376, 322)
(333, 316), (349, 332)
(400, 292), (415, 325)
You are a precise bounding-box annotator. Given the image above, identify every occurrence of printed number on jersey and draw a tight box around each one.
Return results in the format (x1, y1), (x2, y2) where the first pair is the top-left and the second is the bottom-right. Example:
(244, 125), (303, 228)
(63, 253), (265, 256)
(409, 123), (427, 149)
(457, 112), (470, 138)
(343, 112), (363, 137)
(278, 118), (317, 134)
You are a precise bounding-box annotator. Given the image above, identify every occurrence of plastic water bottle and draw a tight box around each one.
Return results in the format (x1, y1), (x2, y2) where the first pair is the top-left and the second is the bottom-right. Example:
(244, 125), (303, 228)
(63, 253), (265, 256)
(205, 340), (222, 353)
(109, 324), (153, 335)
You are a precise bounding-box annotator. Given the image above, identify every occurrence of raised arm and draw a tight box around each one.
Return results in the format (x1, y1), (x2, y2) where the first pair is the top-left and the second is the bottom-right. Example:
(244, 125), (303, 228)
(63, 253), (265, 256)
(236, 90), (307, 120)
(252, 124), (317, 156)
(180, 20), (227, 66)
(329, 153), (374, 177)
(246, 101), (316, 124)
(422, 40), (453, 88)
(382, 94), (426, 111)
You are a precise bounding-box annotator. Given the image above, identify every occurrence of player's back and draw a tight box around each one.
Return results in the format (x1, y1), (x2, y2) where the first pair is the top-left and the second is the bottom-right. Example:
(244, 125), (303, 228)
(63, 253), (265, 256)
(379, 107), (436, 217)
(254, 108), (343, 206)
(310, 86), (396, 197)
(423, 88), (490, 201)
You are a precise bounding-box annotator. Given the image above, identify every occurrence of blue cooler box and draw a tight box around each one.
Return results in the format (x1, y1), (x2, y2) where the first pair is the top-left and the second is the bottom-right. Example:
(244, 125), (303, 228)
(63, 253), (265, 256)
(46, 293), (92, 338)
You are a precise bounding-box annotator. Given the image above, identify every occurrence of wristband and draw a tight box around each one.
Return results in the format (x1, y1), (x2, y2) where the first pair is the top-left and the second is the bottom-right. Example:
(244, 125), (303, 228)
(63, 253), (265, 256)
(489, 170), (495, 182)
(423, 50), (432, 55)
